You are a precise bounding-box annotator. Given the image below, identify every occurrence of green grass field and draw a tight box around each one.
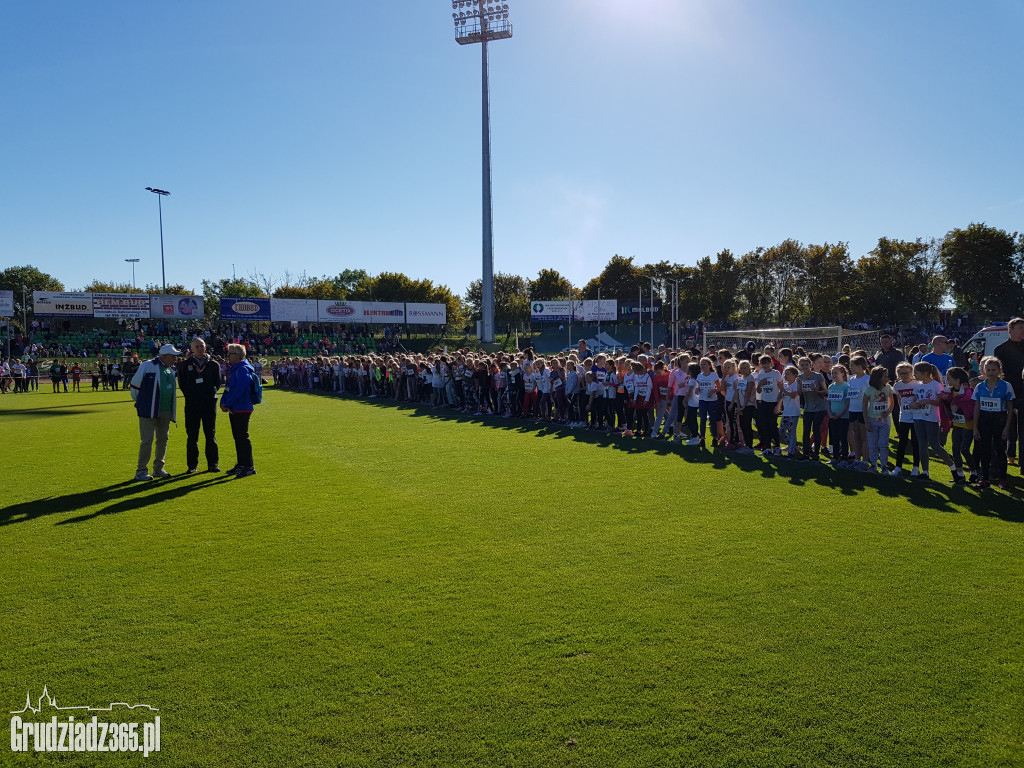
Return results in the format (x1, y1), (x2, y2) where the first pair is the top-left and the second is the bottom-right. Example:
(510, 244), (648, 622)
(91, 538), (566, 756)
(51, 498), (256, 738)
(2, 387), (1023, 767)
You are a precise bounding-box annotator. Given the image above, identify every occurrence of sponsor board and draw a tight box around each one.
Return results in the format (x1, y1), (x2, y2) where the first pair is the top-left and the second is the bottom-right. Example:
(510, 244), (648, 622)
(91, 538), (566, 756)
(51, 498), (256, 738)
(270, 298), (317, 323)
(220, 297), (271, 321)
(577, 300), (617, 322)
(530, 301), (572, 323)
(150, 295), (204, 319)
(617, 299), (662, 319)
(33, 292), (94, 318)
(358, 302), (405, 323)
(92, 293), (151, 319)
(317, 300), (362, 322)
(405, 303), (447, 325)
(0, 290), (13, 317)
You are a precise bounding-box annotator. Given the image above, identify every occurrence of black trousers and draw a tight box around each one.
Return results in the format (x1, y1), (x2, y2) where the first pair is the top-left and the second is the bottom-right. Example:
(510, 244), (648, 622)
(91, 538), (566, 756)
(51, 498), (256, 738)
(229, 411), (254, 468)
(185, 399), (220, 470)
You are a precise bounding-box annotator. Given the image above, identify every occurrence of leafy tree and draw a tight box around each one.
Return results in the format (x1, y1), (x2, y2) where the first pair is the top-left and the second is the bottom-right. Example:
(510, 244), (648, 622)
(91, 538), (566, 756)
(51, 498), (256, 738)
(330, 268), (369, 298)
(143, 283), (192, 295)
(736, 240), (805, 325)
(939, 223), (1022, 320)
(800, 242), (857, 325)
(528, 269), (572, 301)
(83, 281), (143, 294)
(856, 237), (942, 326)
(465, 272), (530, 328)
(582, 255), (642, 300)
(0, 265), (65, 330)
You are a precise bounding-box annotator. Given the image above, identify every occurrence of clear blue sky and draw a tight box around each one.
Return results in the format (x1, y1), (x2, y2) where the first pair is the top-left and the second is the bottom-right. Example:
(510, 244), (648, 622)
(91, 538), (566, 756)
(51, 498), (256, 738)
(2, 0), (1022, 297)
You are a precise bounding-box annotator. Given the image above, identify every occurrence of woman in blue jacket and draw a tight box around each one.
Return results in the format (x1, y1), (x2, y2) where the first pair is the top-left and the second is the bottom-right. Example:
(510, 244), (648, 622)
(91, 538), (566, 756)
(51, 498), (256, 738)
(220, 344), (257, 477)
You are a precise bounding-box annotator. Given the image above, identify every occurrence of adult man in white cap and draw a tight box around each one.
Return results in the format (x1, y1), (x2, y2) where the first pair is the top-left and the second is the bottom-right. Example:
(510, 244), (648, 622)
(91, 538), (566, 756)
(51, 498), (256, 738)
(129, 343), (181, 481)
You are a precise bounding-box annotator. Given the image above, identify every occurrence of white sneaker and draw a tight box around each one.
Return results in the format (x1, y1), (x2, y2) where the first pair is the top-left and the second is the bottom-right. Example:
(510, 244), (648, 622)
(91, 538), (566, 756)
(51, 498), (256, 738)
(153, 468), (171, 478)
(890, 466), (902, 476)
(134, 471), (153, 481)
(686, 438), (702, 446)
(910, 467), (920, 477)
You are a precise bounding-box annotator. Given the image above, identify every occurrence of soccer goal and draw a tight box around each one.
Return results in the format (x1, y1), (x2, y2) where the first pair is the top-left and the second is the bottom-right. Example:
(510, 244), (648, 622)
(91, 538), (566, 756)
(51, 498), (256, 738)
(702, 326), (888, 360)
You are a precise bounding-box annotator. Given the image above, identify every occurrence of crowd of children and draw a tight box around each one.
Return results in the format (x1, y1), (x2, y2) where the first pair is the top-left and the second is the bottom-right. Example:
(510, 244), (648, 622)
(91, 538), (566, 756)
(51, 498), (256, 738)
(272, 340), (1018, 490)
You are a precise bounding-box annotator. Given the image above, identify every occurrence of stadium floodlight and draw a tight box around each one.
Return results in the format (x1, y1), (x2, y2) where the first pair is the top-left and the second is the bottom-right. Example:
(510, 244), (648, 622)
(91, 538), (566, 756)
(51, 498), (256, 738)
(125, 258), (140, 290)
(450, 0), (513, 344)
(144, 187), (170, 293)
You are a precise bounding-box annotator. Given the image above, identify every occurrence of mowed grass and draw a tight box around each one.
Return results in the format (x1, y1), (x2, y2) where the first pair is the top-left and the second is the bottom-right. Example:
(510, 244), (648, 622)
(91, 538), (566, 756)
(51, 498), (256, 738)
(1, 387), (1023, 767)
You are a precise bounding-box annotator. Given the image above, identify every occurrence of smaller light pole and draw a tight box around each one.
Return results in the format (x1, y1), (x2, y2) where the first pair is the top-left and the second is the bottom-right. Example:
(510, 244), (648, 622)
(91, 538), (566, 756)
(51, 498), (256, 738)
(125, 258), (140, 290)
(145, 187), (170, 292)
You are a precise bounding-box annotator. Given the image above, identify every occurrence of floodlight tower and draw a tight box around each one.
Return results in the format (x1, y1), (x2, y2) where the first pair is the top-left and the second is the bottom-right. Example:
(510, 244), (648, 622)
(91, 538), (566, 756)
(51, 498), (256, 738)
(452, 0), (512, 344)
(145, 187), (170, 293)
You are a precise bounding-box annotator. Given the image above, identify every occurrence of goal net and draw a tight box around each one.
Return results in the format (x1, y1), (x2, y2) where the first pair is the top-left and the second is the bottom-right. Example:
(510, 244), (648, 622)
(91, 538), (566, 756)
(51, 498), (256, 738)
(702, 326), (888, 360)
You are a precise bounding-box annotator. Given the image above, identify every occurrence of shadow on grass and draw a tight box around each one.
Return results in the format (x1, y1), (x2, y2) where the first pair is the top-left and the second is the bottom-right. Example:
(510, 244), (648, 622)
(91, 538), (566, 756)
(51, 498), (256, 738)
(1, 474), (234, 527)
(277, 386), (1024, 524)
(0, 398), (132, 417)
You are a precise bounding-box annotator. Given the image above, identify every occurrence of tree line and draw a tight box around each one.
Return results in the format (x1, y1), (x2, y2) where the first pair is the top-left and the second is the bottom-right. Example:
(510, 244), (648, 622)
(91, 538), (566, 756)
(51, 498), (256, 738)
(3, 222), (1020, 334)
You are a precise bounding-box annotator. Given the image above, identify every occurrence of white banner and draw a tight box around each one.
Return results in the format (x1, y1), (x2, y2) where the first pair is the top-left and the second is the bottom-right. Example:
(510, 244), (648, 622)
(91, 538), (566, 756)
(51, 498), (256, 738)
(0, 290), (13, 317)
(270, 298), (318, 322)
(317, 300), (362, 322)
(405, 303), (447, 325)
(580, 299), (617, 322)
(92, 293), (152, 319)
(150, 295), (205, 319)
(359, 302), (405, 323)
(33, 291), (93, 317)
(530, 301), (572, 322)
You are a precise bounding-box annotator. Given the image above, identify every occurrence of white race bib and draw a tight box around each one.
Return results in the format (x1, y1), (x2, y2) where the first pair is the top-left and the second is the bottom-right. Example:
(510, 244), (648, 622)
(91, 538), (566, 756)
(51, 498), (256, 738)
(871, 401), (888, 417)
(980, 397), (1001, 412)
(827, 391), (844, 401)
(952, 412), (966, 425)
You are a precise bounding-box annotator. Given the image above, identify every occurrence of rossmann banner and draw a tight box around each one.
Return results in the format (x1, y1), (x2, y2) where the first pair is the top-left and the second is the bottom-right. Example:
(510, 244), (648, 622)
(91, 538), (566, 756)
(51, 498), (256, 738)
(405, 303), (446, 325)
(33, 292), (94, 317)
(151, 295), (205, 320)
(0, 290), (13, 317)
(220, 297), (271, 321)
(93, 293), (152, 319)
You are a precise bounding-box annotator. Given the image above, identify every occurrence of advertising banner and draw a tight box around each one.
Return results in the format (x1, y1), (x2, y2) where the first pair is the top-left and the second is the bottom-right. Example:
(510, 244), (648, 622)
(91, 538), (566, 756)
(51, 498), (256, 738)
(270, 298), (317, 322)
(617, 299), (662, 320)
(579, 299), (617, 322)
(405, 303), (447, 325)
(150, 295), (205, 320)
(220, 297), (271, 321)
(317, 300), (362, 322)
(92, 293), (152, 319)
(0, 290), (13, 317)
(359, 302), (405, 323)
(530, 301), (572, 323)
(33, 291), (94, 318)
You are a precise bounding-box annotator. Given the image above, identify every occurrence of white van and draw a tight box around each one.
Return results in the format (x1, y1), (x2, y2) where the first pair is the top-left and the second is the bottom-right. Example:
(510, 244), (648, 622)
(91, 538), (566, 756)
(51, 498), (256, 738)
(961, 324), (1009, 359)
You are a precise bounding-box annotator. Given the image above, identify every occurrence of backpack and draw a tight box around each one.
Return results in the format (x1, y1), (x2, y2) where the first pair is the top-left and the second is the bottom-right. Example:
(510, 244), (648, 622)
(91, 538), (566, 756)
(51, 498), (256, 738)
(250, 368), (263, 405)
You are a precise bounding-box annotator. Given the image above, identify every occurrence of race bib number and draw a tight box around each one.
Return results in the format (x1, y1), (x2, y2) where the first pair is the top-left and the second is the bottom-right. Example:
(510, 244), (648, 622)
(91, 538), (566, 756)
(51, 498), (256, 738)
(871, 401), (888, 416)
(827, 391), (844, 401)
(659, 387), (668, 396)
(952, 412), (966, 425)
(847, 388), (861, 400)
(801, 382), (814, 392)
(980, 397), (1002, 412)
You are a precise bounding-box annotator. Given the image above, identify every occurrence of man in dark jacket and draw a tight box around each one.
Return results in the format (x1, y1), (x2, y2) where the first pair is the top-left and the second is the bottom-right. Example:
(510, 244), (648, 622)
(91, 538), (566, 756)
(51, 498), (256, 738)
(178, 337), (222, 474)
(994, 317), (1024, 471)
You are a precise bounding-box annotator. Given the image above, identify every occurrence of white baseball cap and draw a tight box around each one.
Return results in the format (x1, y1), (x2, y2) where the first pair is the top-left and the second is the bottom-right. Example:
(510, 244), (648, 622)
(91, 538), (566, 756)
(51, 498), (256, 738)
(158, 344), (182, 356)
